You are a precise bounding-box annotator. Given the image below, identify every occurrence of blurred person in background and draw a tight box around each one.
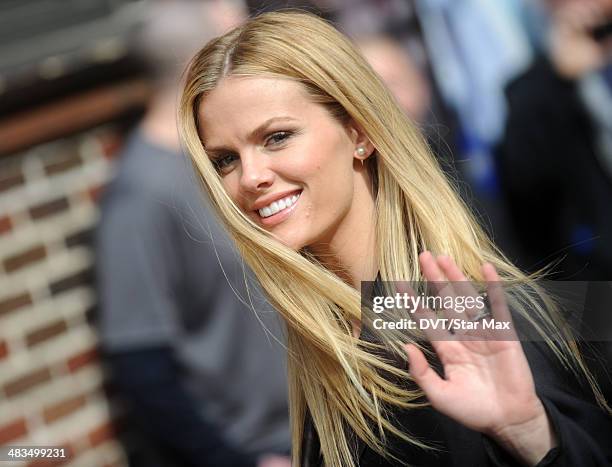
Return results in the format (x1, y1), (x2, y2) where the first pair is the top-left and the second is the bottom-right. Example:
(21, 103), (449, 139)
(498, 0), (612, 398)
(95, 1), (290, 466)
(343, 0), (528, 262)
(357, 35), (466, 200)
(357, 35), (432, 123)
(357, 32), (523, 260)
(356, 34), (469, 176)
(498, 0), (612, 280)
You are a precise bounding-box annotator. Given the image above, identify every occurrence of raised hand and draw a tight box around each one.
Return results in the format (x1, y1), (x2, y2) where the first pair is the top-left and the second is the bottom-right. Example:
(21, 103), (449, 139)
(404, 252), (556, 466)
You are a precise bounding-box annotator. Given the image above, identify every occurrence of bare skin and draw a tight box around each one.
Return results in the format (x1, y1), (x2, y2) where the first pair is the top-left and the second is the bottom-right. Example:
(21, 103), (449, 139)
(405, 252), (557, 466)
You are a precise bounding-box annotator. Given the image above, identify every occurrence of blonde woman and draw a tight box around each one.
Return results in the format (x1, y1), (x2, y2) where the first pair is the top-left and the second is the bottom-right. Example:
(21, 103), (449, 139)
(179, 11), (612, 467)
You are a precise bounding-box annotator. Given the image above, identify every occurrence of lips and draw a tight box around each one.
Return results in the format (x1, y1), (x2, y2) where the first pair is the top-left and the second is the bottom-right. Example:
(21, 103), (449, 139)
(258, 192), (300, 218)
(251, 189), (302, 211)
(253, 189), (302, 226)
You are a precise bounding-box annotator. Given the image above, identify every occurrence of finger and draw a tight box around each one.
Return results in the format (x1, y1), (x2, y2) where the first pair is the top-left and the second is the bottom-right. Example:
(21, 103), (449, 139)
(397, 281), (457, 342)
(404, 343), (448, 405)
(411, 306), (454, 343)
(482, 263), (517, 340)
(436, 255), (480, 319)
(419, 251), (447, 286)
(419, 252), (457, 317)
(435, 255), (466, 281)
(481, 263), (508, 319)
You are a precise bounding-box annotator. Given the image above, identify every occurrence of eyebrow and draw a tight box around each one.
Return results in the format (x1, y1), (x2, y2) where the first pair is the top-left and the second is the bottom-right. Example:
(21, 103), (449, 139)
(204, 116), (299, 155)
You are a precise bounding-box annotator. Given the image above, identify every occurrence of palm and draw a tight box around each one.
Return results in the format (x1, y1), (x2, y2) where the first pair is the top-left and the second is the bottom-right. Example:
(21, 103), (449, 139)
(427, 339), (537, 432)
(404, 253), (542, 435)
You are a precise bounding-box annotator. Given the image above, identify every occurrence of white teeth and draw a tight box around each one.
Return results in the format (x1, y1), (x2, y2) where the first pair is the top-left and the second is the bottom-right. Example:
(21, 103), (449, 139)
(258, 193), (301, 218)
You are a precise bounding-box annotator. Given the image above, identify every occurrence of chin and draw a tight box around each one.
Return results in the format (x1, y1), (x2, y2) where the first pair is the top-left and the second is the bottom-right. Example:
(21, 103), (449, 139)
(277, 237), (305, 251)
(271, 229), (309, 251)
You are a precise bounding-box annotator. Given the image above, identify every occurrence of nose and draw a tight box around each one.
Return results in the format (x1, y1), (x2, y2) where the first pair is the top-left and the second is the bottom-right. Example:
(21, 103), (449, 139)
(238, 149), (274, 194)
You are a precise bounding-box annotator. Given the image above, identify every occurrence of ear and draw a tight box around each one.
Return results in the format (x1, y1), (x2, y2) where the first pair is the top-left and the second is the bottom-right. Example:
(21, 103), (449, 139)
(346, 120), (375, 161)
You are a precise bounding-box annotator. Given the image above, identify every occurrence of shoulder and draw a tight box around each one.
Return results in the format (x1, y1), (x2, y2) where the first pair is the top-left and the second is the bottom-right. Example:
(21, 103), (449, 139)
(506, 55), (573, 99)
(104, 132), (198, 204)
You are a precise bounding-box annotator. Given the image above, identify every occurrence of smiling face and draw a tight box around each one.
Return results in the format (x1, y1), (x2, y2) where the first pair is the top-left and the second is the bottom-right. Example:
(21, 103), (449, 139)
(197, 76), (375, 252)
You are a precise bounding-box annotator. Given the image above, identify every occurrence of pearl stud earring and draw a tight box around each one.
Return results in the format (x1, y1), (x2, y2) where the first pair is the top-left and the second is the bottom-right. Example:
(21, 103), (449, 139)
(356, 146), (366, 157)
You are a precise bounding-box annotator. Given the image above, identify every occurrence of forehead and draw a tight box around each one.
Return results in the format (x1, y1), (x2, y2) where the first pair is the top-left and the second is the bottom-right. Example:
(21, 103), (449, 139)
(197, 76), (312, 144)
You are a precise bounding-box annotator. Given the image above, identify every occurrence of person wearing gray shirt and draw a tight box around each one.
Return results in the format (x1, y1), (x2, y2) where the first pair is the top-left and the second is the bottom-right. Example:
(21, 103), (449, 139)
(95, 129), (290, 467)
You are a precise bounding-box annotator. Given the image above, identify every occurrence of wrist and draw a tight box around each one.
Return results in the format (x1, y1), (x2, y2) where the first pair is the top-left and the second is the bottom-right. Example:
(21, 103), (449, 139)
(487, 399), (557, 466)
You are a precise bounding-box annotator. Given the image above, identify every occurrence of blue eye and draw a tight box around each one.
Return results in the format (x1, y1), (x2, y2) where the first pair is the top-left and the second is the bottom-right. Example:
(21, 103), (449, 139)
(212, 153), (239, 173)
(266, 131), (293, 146)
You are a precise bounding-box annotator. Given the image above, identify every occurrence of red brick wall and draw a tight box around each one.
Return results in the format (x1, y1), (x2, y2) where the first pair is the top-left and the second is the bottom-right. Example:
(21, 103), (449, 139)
(0, 125), (128, 467)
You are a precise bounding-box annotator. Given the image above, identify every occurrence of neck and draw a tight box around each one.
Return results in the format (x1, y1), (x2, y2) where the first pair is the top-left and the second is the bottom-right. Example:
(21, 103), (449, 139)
(311, 166), (378, 290)
(140, 90), (182, 152)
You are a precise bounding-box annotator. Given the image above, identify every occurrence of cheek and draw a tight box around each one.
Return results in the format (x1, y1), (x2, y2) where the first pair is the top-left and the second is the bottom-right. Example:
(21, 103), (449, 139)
(305, 157), (356, 211)
(299, 136), (354, 178)
(220, 175), (243, 206)
(303, 149), (355, 209)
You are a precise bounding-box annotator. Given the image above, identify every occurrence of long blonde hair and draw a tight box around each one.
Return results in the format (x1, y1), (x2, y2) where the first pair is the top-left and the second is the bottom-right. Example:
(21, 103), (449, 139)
(179, 11), (608, 466)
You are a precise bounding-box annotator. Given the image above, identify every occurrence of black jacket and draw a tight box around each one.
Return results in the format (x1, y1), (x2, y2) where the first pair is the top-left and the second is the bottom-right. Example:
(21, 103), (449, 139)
(497, 56), (612, 280)
(300, 326), (612, 466)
